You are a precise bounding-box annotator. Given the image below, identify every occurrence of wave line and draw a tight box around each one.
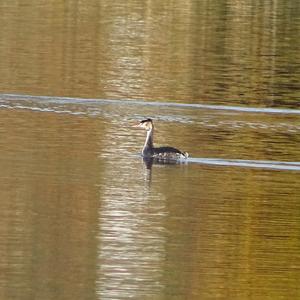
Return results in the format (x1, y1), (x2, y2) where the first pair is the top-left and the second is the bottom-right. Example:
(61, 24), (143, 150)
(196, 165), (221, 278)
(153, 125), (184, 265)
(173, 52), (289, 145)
(187, 157), (300, 171)
(1, 93), (300, 115)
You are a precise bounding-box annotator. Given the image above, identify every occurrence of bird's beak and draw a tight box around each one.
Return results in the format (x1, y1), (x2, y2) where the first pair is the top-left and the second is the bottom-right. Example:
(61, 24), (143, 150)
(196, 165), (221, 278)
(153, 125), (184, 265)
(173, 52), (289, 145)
(132, 122), (141, 128)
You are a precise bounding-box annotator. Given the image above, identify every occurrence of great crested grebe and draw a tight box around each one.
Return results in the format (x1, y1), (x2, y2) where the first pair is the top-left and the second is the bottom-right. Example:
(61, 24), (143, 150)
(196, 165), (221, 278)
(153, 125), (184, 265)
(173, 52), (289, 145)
(133, 118), (188, 160)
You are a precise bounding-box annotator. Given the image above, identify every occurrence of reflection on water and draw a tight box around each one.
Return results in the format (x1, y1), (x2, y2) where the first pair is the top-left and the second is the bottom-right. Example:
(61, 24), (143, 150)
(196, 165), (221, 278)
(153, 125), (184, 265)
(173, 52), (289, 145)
(0, 97), (299, 300)
(97, 158), (167, 299)
(0, 109), (102, 300)
(0, 1), (299, 107)
(0, 1), (300, 300)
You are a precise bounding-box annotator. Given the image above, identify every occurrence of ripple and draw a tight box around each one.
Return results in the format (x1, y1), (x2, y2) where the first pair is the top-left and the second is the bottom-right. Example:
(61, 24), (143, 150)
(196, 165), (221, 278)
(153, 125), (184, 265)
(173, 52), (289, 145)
(188, 158), (300, 171)
(1, 93), (300, 115)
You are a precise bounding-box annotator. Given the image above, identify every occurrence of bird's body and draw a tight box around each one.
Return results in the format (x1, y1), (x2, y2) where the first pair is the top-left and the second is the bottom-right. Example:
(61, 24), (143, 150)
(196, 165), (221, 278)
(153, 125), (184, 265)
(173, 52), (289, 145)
(133, 118), (188, 160)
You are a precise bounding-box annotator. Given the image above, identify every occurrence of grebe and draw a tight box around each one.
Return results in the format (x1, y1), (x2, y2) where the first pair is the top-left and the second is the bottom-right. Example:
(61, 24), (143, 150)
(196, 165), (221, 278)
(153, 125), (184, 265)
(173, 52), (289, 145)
(133, 118), (188, 160)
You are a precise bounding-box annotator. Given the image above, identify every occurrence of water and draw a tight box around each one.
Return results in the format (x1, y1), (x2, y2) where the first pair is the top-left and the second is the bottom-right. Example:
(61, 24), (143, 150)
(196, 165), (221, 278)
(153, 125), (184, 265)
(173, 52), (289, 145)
(0, 1), (300, 300)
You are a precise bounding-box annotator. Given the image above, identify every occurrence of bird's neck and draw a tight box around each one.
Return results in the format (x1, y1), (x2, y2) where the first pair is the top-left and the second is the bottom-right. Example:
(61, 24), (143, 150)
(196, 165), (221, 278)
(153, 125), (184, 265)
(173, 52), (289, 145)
(142, 127), (154, 155)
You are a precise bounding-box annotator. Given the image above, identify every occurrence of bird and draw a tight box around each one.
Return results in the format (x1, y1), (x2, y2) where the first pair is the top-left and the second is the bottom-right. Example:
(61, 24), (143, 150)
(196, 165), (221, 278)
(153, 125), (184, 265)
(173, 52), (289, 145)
(133, 118), (188, 160)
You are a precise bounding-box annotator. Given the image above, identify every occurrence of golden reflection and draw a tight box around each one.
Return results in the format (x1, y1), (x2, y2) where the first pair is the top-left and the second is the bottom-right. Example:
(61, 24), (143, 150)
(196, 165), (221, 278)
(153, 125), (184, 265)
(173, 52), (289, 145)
(0, 109), (103, 300)
(0, 1), (299, 300)
(0, 1), (299, 106)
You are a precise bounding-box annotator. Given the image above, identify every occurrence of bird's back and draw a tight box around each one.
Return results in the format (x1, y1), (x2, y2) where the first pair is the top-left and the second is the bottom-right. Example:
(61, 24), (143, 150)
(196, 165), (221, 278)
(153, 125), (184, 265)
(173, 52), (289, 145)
(153, 146), (188, 159)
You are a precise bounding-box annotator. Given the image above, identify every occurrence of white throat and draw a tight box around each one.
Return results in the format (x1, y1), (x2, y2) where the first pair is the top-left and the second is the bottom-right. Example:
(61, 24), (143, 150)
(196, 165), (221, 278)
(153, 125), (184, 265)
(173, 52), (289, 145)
(142, 127), (154, 156)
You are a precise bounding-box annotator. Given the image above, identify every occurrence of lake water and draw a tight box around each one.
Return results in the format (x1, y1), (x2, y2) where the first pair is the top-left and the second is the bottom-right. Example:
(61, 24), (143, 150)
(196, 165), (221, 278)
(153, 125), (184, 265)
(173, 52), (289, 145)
(0, 1), (300, 300)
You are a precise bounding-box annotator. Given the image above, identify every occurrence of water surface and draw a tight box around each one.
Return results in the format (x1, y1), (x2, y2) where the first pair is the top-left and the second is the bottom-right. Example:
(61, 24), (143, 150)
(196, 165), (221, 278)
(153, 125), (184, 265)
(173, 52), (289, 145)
(0, 0), (299, 107)
(0, 1), (300, 300)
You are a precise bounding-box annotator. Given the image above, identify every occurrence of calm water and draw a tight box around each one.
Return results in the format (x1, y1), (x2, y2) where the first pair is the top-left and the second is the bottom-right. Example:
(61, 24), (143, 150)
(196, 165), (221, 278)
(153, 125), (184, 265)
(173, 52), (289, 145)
(0, 1), (300, 300)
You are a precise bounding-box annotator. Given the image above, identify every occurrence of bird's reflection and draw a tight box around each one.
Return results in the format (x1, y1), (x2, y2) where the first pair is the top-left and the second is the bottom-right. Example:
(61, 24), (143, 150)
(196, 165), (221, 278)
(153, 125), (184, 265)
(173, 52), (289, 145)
(142, 157), (188, 183)
(143, 157), (186, 169)
(143, 157), (154, 170)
